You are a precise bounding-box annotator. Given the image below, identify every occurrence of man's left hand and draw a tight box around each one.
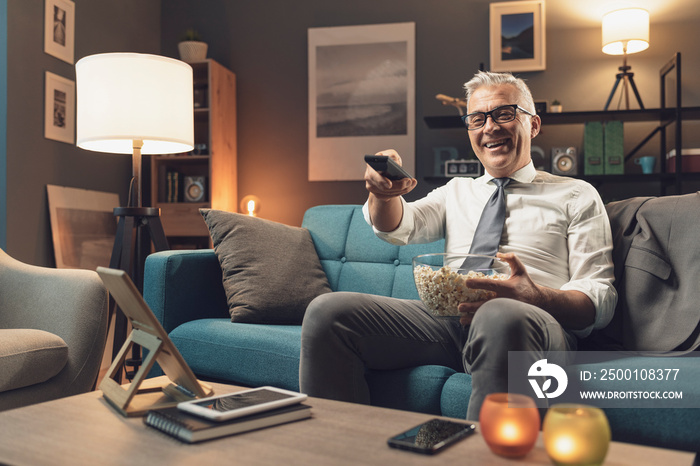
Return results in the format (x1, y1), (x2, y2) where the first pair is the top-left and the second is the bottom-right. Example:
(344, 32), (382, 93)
(457, 252), (595, 330)
(457, 252), (543, 326)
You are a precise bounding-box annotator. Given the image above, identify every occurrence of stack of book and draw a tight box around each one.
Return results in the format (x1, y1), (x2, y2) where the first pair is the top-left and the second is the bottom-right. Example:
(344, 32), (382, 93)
(144, 403), (312, 443)
(166, 171), (182, 202)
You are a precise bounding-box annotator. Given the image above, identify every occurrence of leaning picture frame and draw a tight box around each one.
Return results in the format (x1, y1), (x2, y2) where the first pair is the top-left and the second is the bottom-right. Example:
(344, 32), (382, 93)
(46, 185), (119, 271)
(308, 22), (415, 181)
(489, 0), (546, 72)
(44, 0), (75, 64)
(44, 71), (75, 144)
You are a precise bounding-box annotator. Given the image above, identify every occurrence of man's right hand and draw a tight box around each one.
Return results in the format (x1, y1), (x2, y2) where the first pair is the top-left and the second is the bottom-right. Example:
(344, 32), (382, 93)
(364, 150), (417, 201)
(365, 150), (417, 232)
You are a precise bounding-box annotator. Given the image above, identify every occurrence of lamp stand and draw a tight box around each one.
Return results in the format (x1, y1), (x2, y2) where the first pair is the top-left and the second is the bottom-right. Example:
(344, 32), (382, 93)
(604, 54), (645, 111)
(108, 139), (169, 383)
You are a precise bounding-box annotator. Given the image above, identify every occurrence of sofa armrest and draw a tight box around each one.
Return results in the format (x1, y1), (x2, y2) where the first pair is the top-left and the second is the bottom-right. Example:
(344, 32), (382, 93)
(144, 249), (229, 332)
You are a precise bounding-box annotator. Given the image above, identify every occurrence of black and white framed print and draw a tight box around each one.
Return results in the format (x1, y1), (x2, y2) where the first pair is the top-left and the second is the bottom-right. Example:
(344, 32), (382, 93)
(44, 0), (75, 64)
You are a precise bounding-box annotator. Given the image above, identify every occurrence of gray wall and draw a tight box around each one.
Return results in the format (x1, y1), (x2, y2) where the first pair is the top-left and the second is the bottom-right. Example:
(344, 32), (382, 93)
(1, 0), (7, 250)
(160, 0), (700, 227)
(4, 0), (161, 265)
(4, 0), (700, 266)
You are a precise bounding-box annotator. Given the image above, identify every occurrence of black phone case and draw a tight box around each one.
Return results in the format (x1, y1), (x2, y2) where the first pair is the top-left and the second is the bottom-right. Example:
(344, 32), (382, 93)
(387, 419), (475, 455)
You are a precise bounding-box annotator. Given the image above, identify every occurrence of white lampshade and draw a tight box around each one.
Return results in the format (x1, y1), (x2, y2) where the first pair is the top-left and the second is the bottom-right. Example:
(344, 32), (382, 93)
(602, 8), (649, 56)
(76, 53), (194, 154)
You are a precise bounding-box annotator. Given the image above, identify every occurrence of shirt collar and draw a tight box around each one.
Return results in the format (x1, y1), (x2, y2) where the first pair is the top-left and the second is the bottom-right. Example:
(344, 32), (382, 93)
(478, 161), (537, 185)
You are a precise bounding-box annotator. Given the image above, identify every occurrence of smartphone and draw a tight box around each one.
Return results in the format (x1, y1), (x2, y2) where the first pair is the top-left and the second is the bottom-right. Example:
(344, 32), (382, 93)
(177, 386), (307, 422)
(387, 418), (476, 455)
(364, 155), (413, 180)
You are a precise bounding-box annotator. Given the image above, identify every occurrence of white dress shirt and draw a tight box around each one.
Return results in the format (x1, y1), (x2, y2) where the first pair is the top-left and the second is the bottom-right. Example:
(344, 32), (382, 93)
(363, 162), (617, 337)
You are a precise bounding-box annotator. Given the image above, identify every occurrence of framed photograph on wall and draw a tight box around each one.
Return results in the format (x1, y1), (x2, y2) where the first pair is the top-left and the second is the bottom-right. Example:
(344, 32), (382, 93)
(489, 0), (546, 72)
(44, 0), (75, 64)
(308, 22), (415, 181)
(44, 71), (75, 144)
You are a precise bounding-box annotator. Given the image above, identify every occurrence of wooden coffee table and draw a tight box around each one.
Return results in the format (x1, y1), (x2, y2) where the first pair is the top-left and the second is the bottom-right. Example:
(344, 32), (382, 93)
(0, 380), (694, 465)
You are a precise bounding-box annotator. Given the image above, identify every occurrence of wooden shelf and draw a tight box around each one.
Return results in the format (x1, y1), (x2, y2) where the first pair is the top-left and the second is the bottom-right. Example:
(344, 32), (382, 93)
(148, 59), (237, 244)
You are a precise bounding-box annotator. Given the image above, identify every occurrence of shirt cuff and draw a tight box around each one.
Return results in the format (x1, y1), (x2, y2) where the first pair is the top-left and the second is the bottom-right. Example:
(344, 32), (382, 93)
(560, 280), (617, 339)
(362, 197), (414, 246)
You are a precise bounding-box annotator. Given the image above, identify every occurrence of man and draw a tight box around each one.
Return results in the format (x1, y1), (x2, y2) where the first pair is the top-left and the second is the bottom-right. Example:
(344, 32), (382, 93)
(300, 71), (617, 420)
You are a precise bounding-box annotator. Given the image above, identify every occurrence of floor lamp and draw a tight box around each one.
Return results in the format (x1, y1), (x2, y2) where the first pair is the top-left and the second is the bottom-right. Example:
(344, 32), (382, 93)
(602, 8), (649, 111)
(76, 53), (194, 382)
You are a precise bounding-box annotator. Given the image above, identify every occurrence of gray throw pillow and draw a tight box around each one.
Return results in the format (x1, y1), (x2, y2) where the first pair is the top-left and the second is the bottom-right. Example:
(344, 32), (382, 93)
(200, 209), (332, 324)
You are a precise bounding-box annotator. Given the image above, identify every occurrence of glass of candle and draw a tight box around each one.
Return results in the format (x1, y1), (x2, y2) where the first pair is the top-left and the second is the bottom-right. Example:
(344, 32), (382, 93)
(543, 404), (611, 465)
(479, 393), (540, 457)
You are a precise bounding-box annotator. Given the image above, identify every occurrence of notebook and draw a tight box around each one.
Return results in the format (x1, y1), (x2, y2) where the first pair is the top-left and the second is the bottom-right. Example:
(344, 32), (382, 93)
(144, 403), (312, 443)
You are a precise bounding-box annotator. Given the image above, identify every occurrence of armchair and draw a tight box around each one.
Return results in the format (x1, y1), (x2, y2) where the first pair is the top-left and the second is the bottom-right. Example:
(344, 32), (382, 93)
(0, 248), (109, 411)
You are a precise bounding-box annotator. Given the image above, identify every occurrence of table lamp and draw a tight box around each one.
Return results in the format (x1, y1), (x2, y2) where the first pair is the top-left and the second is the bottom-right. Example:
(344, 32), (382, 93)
(240, 195), (261, 217)
(76, 52), (194, 379)
(602, 8), (649, 110)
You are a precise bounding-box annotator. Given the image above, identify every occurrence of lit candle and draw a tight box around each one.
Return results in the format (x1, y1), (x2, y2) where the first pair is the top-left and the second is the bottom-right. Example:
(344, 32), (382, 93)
(479, 393), (540, 457)
(543, 404), (611, 465)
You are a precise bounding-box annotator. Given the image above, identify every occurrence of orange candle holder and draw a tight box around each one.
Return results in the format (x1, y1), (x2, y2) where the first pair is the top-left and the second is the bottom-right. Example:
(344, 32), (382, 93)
(543, 404), (611, 465)
(479, 393), (540, 457)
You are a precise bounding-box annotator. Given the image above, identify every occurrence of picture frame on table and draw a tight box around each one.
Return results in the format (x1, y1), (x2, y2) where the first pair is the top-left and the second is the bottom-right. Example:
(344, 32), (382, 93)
(44, 71), (75, 144)
(44, 0), (75, 64)
(489, 0), (546, 72)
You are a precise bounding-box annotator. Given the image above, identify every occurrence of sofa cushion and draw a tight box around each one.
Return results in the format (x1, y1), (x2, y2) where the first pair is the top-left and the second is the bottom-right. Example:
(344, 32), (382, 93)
(0, 329), (68, 393)
(367, 365), (460, 416)
(169, 319), (303, 391)
(301, 205), (444, 298)
(200, 209), (332, 324)
(440, 372), (472, 419)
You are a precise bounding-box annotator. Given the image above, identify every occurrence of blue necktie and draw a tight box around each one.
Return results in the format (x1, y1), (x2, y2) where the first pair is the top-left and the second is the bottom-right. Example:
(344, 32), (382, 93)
(461, 178), (511, 270)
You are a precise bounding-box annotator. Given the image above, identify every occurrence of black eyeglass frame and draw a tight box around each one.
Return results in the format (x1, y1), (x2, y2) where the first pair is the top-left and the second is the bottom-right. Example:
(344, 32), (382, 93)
(461, 104), (535, 131)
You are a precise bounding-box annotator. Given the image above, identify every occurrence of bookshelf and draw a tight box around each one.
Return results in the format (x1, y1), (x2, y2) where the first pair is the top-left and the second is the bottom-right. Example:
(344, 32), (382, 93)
(148, 59), (237, 247)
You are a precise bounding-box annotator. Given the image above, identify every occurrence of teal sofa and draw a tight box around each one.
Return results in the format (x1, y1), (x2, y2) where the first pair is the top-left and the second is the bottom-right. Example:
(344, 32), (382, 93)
(144, 201), (700, 454)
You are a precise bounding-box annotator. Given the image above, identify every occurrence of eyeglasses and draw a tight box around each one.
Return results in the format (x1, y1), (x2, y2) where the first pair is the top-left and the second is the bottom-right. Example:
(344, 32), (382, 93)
(461, 104), (534, 130)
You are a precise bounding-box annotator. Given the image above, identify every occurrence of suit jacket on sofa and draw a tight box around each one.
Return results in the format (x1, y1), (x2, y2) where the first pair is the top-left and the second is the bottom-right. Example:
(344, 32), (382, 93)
(591, 192), (700, 352)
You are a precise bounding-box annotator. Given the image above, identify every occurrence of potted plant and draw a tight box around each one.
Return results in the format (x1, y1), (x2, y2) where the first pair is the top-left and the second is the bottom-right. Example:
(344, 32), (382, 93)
(178, 28), (208, 63)
(550, 99), (563, 113)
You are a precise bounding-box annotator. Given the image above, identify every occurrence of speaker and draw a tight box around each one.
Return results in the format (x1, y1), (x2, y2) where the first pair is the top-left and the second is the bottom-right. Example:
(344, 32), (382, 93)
(551, 147), (578, 176)
(184, 176), (206, 202)
(531, 145), (547, 171)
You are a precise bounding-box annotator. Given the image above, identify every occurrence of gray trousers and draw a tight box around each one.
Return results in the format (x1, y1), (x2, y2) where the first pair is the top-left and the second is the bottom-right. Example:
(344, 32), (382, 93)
(299, 292), (576, 420)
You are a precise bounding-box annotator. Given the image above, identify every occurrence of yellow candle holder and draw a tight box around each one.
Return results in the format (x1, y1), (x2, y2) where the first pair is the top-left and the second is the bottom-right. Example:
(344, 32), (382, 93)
(543, 404), (611, 465)
(479, 393), (540, 457)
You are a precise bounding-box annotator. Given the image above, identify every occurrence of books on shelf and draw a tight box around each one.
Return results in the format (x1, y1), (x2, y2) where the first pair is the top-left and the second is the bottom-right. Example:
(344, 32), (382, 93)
(144, 403), (312, 443)
(166, 171), (182, 202)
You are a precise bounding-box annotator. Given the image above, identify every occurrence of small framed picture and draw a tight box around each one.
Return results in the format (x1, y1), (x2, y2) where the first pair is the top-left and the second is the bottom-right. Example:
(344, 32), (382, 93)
(44, 0), (75, 64)
(489, 0), (546, 72)
(45, 71), (75, 144)
(534, 100), (548, 114)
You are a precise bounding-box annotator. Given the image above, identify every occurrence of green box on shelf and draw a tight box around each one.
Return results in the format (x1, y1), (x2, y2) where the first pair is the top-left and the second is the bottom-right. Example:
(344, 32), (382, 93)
(604, 121), (624, 174)
(584, 122), (604, 175)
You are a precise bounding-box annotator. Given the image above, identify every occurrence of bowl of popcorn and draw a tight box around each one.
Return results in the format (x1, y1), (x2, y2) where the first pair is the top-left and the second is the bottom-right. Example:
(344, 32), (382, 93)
(413, 253), (510, 317)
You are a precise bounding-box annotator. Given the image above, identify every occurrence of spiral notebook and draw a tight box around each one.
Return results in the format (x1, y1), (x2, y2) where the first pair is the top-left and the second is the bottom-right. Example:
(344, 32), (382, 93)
(144, 403), (312, 443)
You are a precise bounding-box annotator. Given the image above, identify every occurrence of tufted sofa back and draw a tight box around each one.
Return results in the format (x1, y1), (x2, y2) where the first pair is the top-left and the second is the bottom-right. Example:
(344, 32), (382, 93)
(302, 205), (444, 299)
